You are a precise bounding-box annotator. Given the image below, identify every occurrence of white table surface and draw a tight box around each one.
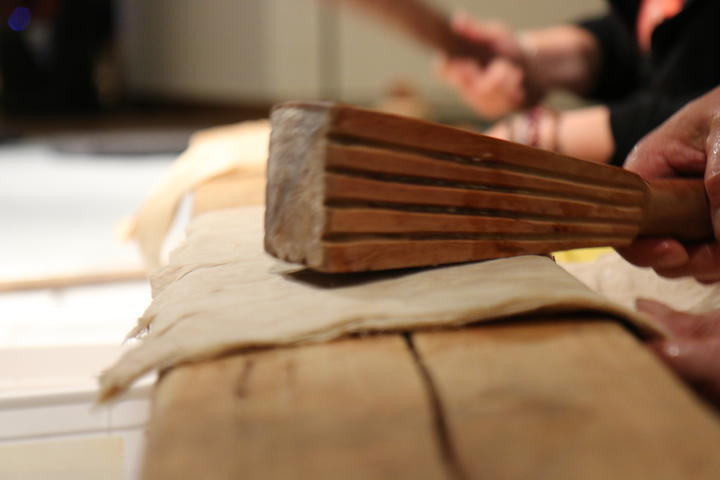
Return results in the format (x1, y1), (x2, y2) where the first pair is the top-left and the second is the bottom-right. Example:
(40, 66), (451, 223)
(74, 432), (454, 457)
(0, 139), (178, 479)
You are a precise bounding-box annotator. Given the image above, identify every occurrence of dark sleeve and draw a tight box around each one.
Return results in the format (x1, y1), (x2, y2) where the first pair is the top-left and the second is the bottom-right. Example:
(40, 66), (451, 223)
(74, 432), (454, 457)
(608, 92), (701, 166)
(577, 15), (642, 102)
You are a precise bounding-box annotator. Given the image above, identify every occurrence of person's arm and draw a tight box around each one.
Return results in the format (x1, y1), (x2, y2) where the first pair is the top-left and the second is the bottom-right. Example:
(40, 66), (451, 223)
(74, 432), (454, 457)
(520, 24), (600, 97)
(484, 90), (710, 165)
(617, 86), (720, 283)
(485, 105), (614, 163)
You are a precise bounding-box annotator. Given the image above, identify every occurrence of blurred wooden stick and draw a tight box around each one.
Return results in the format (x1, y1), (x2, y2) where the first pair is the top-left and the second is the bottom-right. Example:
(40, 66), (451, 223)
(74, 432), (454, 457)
(0, 269), (147, 293)
(324, 0), (492, 65)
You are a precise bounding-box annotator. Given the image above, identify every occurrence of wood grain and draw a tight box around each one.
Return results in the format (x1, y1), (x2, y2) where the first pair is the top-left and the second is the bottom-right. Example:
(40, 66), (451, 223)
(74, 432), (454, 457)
(327, 104), (642, 188)
(138, 171), (720, 480)
(324, 173), (643, 221)
(142, 315), (720, 479)
(141, 336), (448, 480)
(265, 103), (711, 273)
(319, 237), (629, 272)
(414, 319), (720, 480)
(326, 143), (644, 205)
(324, 208), (638, 236)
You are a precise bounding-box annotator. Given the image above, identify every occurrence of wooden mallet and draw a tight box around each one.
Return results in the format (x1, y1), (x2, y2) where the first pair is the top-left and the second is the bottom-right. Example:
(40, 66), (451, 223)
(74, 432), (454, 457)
(264, 102), (711, 273)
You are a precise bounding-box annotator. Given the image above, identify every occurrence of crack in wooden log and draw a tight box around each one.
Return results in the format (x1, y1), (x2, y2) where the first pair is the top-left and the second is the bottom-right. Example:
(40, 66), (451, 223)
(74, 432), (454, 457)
(233, 359), (255, 398)
(404, 333), (468, 480)
(284, 358), (296, 388)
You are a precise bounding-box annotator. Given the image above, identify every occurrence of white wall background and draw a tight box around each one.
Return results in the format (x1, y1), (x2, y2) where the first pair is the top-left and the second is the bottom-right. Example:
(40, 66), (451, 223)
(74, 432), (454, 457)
(119, 0), (269, 100)
(119, 0), (606, 111)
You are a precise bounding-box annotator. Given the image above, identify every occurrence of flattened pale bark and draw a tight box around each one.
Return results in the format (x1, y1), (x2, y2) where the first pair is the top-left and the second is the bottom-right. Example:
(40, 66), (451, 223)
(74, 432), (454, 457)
(99, 206), (660, 401)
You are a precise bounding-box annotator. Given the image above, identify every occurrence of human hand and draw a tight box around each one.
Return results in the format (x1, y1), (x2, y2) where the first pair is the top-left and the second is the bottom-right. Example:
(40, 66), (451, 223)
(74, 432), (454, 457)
(434, 13), (536, 119)
(618, 88), (720, 283)
(638, 299), (720, 409)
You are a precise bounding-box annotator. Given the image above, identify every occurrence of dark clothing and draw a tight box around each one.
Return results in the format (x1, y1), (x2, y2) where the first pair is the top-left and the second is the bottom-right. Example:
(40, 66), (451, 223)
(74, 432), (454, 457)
(579, 0), (720, 165)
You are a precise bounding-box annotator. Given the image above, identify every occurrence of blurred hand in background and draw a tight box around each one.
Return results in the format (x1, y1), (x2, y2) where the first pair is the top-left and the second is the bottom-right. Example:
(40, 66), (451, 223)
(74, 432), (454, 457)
(434, 14), (531, 118)
(434, 12), (599, 120)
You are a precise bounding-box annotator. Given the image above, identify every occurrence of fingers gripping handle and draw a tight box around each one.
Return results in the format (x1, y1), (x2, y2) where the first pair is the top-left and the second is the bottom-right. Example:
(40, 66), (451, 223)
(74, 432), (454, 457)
(641, 178), (714, 241)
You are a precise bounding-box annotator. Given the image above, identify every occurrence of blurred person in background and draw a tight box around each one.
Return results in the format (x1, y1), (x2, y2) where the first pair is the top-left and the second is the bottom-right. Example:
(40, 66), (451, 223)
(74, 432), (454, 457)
(436, 0), (720, 408)
(435, 0), (720, 165)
